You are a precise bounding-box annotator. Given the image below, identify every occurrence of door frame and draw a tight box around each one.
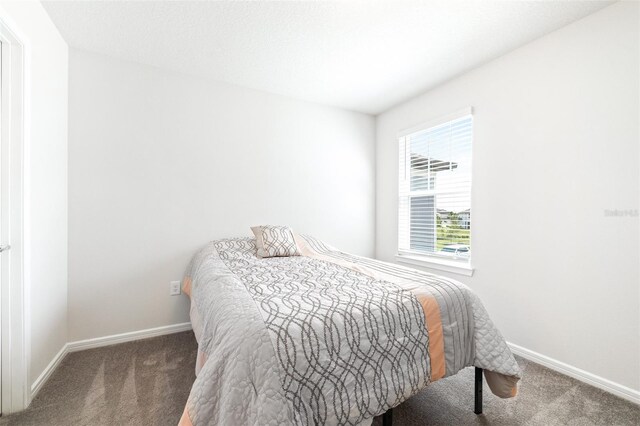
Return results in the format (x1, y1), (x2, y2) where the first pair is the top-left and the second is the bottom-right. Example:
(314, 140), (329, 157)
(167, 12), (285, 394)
(0, 16), (28, 414)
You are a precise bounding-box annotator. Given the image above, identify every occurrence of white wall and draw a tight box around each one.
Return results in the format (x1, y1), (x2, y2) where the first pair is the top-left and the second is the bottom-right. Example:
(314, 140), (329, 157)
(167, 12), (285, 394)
(0, 1), (69, 389)
(376, 2), (639, 391)
(68, 49), (375, 341)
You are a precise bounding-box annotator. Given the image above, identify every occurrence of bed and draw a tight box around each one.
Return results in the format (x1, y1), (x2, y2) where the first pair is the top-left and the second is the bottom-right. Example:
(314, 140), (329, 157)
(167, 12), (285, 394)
(178, 234), (520, 426)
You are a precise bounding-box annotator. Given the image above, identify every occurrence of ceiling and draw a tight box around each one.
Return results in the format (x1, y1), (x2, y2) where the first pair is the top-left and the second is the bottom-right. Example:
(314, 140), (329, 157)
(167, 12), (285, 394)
(43, 0), (613, 115)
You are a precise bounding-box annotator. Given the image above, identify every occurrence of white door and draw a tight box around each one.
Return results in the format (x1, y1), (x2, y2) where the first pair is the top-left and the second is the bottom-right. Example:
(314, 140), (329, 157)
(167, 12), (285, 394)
(0, 39), (6, 415)
(0, 39), (5, 414)
(0, 38), (15, 415)
(0, 39), (4, 414)
(0, 22), (26, 414)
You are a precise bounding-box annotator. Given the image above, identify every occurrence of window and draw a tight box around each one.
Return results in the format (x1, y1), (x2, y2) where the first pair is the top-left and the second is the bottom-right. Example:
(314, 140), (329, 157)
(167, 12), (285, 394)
(398, 110), (473, 266)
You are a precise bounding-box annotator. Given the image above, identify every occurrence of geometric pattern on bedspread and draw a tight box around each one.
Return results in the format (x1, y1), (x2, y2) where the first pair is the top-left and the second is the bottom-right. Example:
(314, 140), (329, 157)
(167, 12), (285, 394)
(212, 238), (431, 425)
(300, 235), (520, 381)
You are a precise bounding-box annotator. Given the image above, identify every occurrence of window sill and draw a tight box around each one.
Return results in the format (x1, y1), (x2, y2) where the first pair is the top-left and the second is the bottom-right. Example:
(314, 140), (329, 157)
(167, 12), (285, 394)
(395, 253), (474, 277)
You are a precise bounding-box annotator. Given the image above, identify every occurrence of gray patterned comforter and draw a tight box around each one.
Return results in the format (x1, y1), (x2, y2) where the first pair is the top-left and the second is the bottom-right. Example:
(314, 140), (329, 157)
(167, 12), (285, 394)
(179, 236), (520, 426)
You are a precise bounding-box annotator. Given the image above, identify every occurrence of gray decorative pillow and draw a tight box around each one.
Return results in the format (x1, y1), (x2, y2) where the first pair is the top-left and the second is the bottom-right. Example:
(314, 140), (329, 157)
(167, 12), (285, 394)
(251, 225), (301, 258)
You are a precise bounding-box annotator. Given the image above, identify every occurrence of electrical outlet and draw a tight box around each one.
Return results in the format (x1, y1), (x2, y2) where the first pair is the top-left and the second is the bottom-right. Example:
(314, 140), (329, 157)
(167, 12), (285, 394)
(169, 281), (181, 296)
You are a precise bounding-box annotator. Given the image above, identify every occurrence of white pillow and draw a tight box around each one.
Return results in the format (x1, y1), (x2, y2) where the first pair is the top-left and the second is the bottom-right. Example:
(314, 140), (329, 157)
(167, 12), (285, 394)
(251, 225), (301, 258)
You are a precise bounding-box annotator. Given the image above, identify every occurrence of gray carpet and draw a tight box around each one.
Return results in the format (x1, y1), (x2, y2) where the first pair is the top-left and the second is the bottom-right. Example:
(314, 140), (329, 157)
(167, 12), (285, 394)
(0, 331), (637, 425)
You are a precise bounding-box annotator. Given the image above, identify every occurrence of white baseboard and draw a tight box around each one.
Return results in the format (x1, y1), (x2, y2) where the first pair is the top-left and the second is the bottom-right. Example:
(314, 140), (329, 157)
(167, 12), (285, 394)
(30, 344), (68, 399)
(66, 322), (192, 353)
(508, 342), (640, 405)
(31, 326), (638, 407)
(30, 322), (193, 400)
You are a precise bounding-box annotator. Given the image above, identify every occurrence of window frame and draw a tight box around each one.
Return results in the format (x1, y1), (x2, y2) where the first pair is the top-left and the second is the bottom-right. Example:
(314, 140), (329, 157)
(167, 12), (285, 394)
(396, 107), (474, 277)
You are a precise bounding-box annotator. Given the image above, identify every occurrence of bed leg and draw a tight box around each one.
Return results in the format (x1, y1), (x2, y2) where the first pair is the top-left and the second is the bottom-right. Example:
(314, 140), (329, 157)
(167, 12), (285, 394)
(382, 408), (393, 426)
(474, 367), (483, 415)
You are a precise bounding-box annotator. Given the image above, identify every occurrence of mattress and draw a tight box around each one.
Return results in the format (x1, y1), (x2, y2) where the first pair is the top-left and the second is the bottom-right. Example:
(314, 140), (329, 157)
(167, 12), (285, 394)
(179, 235), (520, 426)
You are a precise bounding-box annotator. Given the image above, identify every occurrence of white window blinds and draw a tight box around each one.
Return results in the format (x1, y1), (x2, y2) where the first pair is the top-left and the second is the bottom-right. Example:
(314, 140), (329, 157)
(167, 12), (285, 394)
(398, 112), (473, 262)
